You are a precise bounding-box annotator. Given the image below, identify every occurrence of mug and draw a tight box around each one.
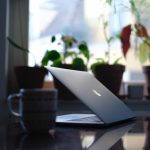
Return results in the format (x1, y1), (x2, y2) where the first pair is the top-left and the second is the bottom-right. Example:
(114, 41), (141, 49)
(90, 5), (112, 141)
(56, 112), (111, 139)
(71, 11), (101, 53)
(7, 89), (57, 133)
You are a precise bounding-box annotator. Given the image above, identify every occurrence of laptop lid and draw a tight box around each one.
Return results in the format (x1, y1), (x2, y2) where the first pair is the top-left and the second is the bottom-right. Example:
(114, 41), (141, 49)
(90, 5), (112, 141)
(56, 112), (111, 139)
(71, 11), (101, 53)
(48, 67), (136, 125)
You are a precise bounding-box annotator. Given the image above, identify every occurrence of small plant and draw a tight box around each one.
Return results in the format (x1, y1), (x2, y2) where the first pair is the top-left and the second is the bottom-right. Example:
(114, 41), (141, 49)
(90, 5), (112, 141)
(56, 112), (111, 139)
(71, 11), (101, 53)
(120, 0), (150, 64)
(91, 18), (122, 74)
(103, 0), (150, 65)
(7, 37), (48, 89)
(41, 35), (90, 71)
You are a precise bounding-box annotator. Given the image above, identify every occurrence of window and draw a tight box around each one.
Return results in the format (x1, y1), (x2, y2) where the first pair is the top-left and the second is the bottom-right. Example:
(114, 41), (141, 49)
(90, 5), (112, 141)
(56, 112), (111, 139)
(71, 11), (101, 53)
(29, 0), (150, 81)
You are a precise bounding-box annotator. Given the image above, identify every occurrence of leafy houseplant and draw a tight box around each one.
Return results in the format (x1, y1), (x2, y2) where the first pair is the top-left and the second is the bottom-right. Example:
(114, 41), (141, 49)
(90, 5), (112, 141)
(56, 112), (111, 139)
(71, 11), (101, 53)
(41, 35), (90, 71)
(120, 0), (150, 95)
(7, 37), (48, 89)
(41, 35), (90, 100)
(90, 19), (125, 96)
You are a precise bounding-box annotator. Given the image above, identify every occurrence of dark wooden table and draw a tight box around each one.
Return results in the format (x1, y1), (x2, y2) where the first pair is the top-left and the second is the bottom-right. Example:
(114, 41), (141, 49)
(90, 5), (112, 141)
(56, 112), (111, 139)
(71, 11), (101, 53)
(0, 101), (150, 150)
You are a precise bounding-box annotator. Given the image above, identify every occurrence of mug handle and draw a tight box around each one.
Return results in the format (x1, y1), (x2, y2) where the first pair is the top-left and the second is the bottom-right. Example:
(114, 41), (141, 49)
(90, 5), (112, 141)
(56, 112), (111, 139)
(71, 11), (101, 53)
(7, 94), (22, 117)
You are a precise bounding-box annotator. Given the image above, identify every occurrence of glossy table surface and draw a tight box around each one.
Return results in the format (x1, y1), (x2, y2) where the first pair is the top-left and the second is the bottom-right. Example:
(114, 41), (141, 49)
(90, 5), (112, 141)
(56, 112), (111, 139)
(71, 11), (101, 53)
(0, 102), (150, 150)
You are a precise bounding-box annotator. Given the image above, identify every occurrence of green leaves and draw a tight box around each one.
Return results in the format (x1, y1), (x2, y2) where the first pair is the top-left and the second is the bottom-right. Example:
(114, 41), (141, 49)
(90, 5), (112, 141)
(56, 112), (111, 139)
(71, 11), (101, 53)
(51, 36), (56, 43)
(61, 35), (77, 48)
(96, 58), (107, 64)
(78, 42), (90, 61)
(41, 41), (90, 69)
(107, 36), (114, 44)
(42, 35), (91, 70)
(90, 58), (108, 74)
(106, 0), (112, 5)
(138, 37), (150, 64)
(72, 57), (86, 71)
(130, 0), (136, 9)
(103, 21), (108, 29)
(41, 50), (61, 66)
(113, 57), (122, 64)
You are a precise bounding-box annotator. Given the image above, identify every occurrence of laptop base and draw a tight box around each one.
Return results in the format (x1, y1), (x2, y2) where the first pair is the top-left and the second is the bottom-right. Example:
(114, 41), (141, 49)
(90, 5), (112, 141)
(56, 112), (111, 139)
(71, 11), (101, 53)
(56, 114), (104, 125)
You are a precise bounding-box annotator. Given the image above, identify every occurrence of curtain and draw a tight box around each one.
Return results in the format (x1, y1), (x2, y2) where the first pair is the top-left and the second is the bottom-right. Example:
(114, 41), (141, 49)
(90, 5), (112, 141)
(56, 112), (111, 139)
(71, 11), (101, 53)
(0, 0), (8, 101)
(7, 0), (29, 94)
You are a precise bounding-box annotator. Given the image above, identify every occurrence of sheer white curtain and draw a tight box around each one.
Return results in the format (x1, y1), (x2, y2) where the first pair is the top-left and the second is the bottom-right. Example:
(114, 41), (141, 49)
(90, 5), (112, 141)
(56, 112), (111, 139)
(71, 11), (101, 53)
(7, 0), (29, 94)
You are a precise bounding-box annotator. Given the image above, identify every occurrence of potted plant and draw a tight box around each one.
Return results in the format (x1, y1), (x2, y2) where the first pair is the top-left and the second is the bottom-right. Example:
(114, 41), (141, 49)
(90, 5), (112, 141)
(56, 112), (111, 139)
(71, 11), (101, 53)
(90, 19), (125, 96)
(120, 0), (150, 95)
(7, 37), (48, 89)
(126, 35), (150, 95)
(41, 35), (90, 70)
(41, 35), (90, 100)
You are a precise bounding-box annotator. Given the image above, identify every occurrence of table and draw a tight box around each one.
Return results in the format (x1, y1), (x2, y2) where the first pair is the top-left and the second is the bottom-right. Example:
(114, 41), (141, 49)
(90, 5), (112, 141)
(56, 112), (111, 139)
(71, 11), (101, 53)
(0, 102), (150, 150)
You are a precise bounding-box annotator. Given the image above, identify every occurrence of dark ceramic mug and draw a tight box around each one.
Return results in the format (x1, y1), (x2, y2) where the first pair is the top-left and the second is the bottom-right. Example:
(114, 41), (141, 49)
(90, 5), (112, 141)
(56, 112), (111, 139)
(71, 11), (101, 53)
(7, 89), (57, 133)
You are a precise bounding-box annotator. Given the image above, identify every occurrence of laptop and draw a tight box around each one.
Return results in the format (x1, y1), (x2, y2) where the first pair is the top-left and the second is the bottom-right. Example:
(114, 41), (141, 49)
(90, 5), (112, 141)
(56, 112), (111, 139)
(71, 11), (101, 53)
(48, 67), (136, 126)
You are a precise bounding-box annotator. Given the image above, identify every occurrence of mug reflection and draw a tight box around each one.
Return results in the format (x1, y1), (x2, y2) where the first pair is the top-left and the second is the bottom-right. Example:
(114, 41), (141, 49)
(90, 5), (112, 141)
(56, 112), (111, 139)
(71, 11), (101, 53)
(19, 130), (83, 150)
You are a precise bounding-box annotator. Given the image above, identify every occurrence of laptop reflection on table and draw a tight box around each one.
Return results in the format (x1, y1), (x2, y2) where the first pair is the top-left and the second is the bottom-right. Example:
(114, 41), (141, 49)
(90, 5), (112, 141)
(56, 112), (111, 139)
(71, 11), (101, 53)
(86, 122), (134, 150)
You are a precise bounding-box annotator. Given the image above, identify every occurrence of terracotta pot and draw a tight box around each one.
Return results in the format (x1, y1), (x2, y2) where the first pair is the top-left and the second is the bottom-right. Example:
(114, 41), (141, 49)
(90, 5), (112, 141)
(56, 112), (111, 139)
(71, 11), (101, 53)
(143, 66), (150, 95)
(15, 66), (48, 89)
(94, 64), (125, 96)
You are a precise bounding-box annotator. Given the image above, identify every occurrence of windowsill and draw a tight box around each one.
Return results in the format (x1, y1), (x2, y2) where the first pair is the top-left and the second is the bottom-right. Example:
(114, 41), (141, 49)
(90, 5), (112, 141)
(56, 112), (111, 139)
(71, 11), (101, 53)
(43, 81), (55, 89)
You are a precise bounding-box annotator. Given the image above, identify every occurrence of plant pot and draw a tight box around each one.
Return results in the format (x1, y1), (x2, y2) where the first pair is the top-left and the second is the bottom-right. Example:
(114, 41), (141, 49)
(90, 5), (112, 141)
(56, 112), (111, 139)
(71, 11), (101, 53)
(93, 64), (125, 96)
(52, 64), (86, 100)
(143, 66), (150, 95)
(15, 66), (48, 89)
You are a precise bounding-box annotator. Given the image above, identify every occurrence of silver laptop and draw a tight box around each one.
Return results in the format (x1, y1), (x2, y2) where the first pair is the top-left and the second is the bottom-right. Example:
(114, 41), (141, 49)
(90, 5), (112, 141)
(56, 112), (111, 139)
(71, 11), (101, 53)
(48, 67), (136, 126)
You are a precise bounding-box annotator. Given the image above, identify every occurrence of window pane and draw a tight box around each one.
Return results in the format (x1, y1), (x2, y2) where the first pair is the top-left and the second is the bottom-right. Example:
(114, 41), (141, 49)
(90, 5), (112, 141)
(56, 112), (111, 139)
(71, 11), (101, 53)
(29, 0), (122, 65)
(29, 0), (150, 81)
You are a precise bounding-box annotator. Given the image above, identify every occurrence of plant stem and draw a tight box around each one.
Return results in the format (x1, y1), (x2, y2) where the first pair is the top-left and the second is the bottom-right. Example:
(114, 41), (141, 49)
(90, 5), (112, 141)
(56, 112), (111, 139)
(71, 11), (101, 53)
(130, 0), (141, 23)
(107, 44), (111, 64)
(63, 45), (68, 64)
(143, 39), (150, 47)
(102, 19), (110, 64)
(7, 37), (38, 66)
